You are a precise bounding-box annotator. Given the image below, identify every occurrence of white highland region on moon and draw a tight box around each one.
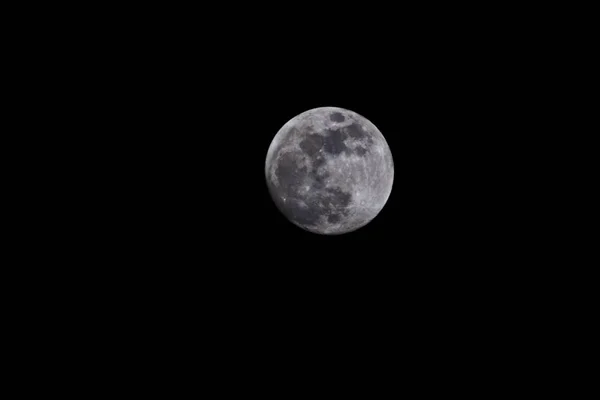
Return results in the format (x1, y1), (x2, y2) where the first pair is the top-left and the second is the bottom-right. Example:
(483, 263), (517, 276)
(265, 106), (394, 235)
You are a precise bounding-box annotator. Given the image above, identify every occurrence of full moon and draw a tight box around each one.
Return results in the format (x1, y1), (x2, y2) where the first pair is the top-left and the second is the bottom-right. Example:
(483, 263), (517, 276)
(265, 107), (394, 235)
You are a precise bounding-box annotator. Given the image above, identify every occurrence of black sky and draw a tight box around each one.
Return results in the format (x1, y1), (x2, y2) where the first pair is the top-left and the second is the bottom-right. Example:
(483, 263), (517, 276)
(47, 6), (567, 379)
(97, 5), (545, 313)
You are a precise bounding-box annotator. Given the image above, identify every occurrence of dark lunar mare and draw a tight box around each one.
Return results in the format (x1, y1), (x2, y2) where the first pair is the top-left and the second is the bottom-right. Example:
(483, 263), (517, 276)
(299, 134), (323, 156)
(319, 187), (352, 226)
(322, 129), (348, 155)
(272, 146), (353, 228)
(285, 197), (321, 226)
(344, 123), (366, 139)
(327, 214), (341, 223)
(355, 146), (367, 156)
(343, 123), (374, 146)
(275, 152), (308, 199)
(280, 185), (352, 228)
(329, 112), (345, 122)
(324, 187), (352, 210)
(309, 123), (375, 159)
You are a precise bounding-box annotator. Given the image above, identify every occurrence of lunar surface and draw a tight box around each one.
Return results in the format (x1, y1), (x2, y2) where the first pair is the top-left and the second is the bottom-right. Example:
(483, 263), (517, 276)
(265, 107), (394, 235)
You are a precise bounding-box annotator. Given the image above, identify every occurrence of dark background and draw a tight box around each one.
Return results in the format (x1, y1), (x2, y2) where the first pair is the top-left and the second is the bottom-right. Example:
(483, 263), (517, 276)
(8, 4), (571, 387)
(87, 6), (549, 293)
(106, 12), (538, 268)
(5, 3), (578, 388)
(61, 5), (559, 370)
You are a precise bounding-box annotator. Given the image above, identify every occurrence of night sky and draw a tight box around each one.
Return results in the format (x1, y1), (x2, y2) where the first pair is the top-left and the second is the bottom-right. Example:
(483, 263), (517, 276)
(95, 6), (539, 359)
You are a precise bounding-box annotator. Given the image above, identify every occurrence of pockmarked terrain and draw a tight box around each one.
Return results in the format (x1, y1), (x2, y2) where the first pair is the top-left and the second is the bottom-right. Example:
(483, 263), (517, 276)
(265, 107), (394, 235)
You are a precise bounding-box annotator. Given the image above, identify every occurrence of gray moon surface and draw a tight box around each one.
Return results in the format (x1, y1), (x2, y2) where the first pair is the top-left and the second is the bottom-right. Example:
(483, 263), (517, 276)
(265, 107), (394, 235)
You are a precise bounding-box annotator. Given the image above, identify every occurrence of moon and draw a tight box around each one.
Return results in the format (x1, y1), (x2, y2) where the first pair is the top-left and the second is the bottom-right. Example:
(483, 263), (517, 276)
(265, 107), (394, 235)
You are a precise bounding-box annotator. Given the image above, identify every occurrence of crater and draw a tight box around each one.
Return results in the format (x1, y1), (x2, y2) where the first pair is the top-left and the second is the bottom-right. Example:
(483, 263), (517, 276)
(329, 112), (345, 122)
